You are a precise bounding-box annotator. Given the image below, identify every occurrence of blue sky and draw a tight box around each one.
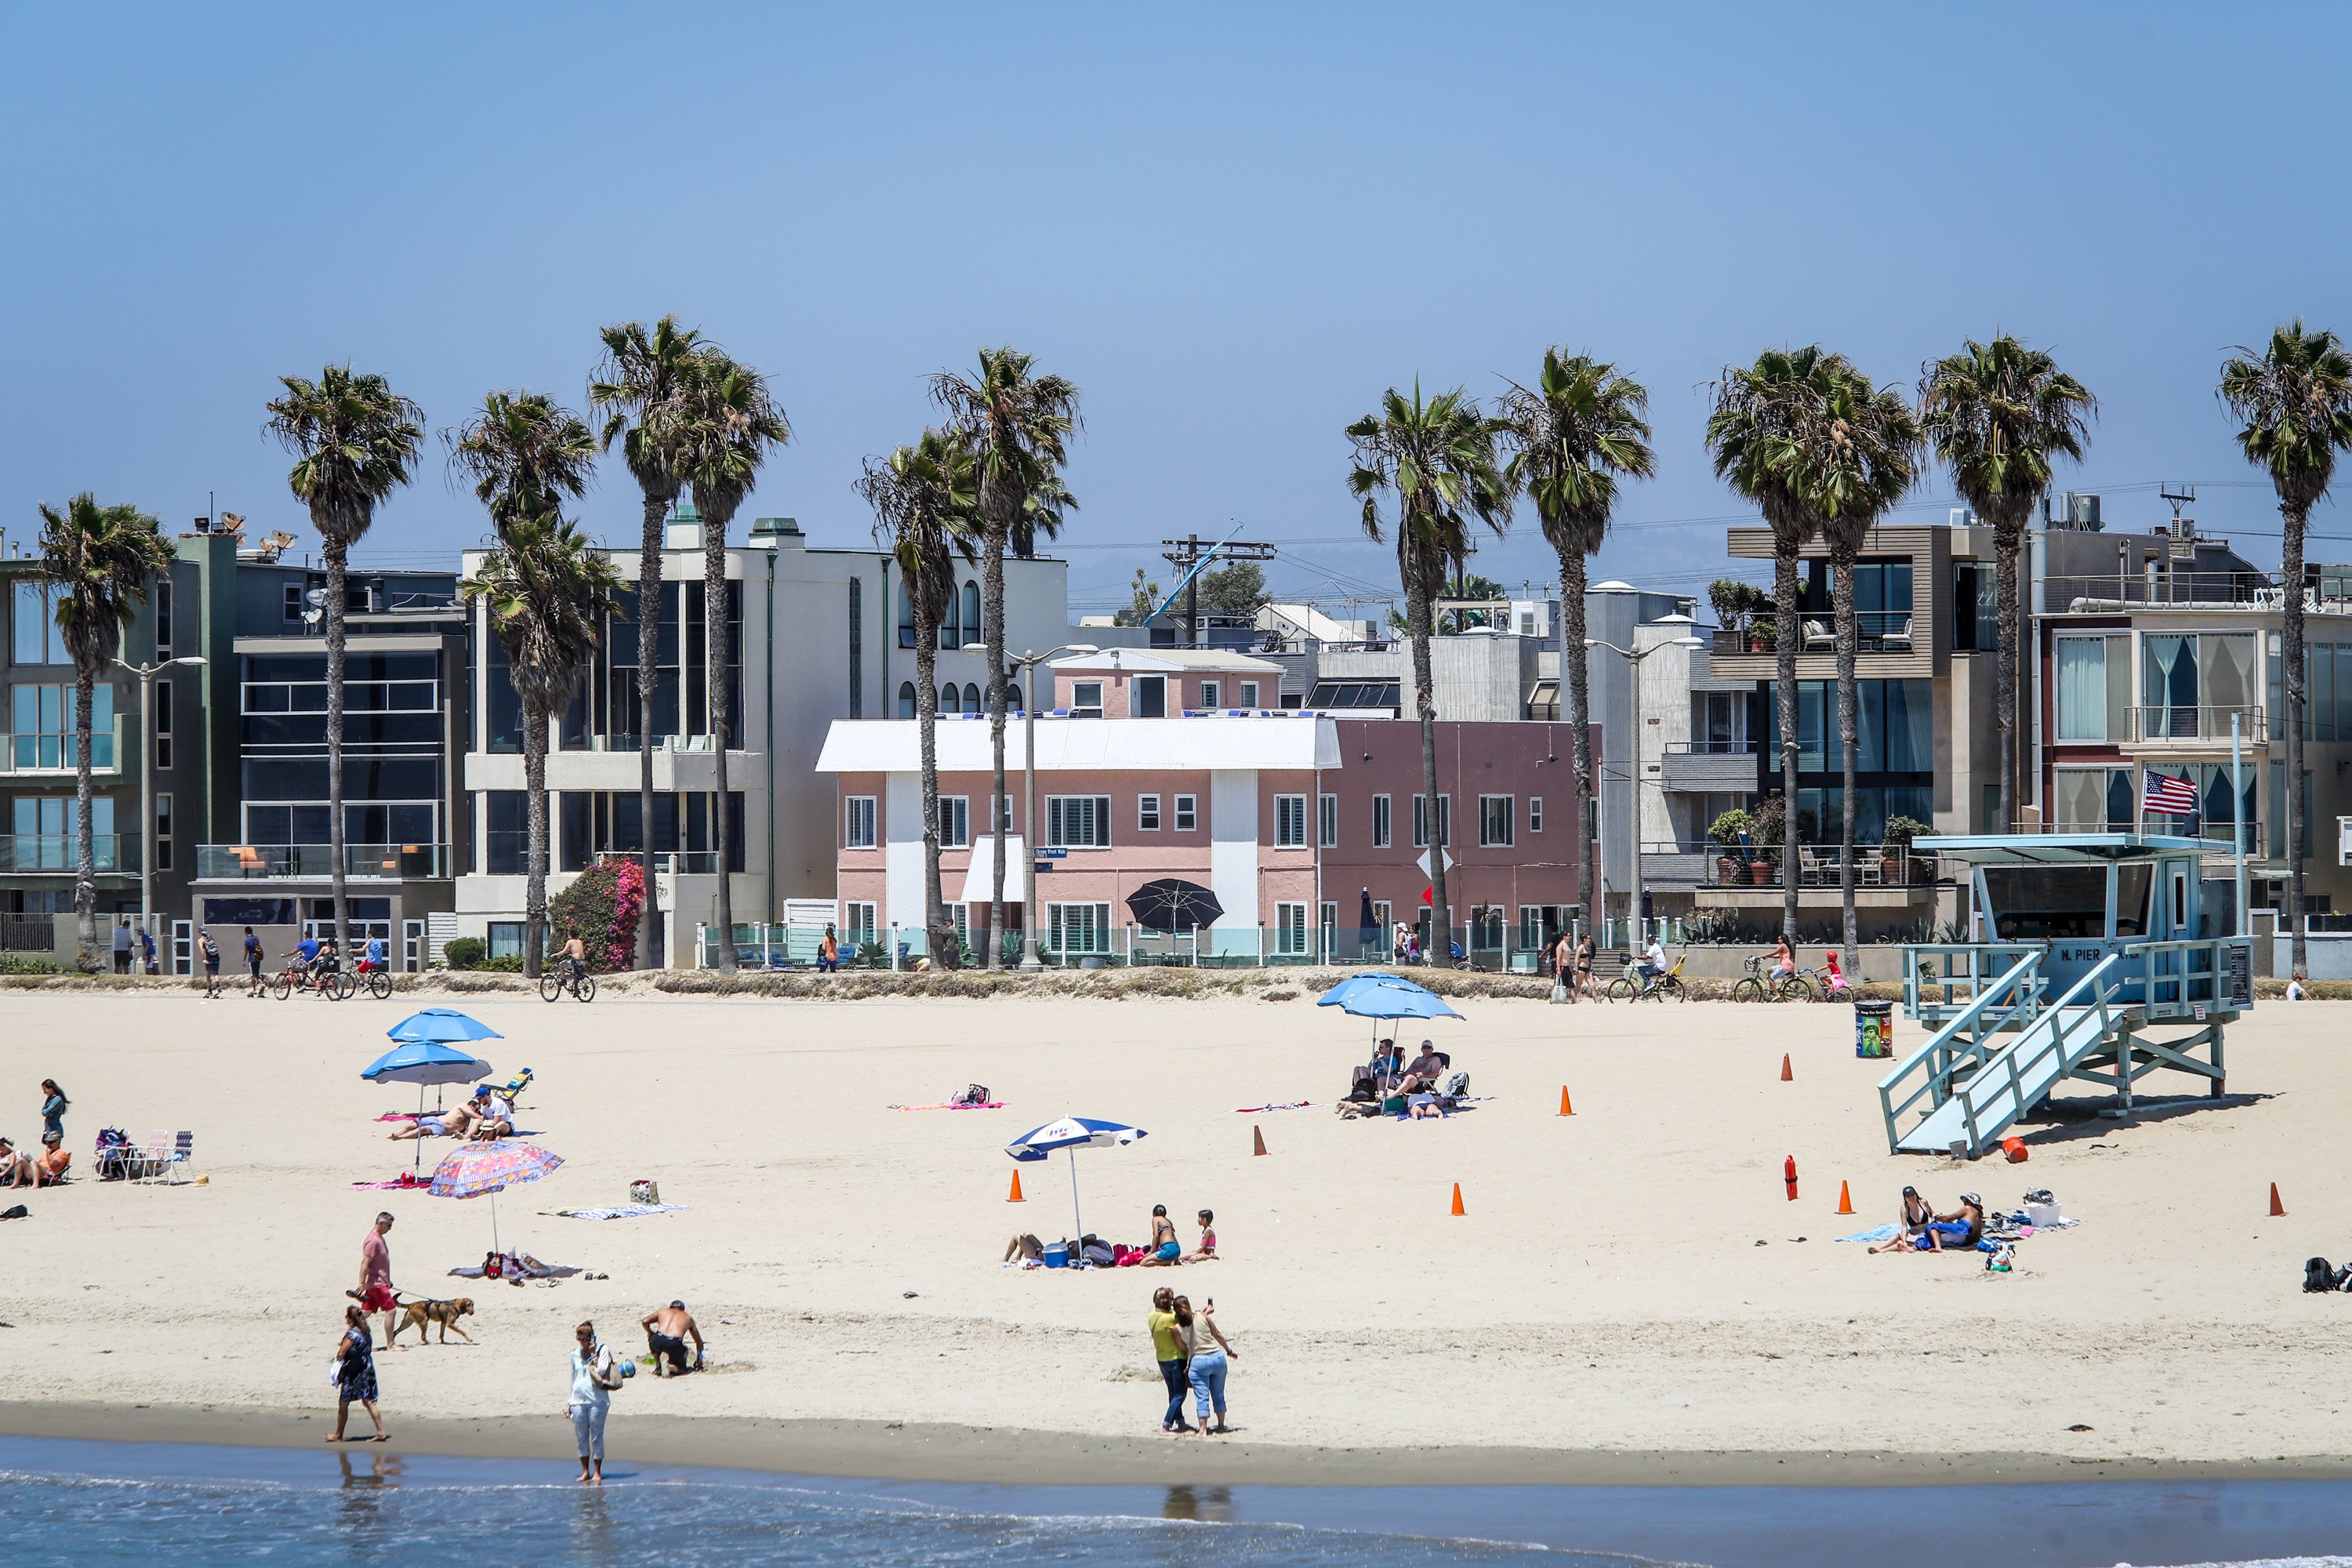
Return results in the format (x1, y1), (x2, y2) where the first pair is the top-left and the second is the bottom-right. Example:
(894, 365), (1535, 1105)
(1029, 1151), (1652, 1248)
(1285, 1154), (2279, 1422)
(5, 4), (2349, 617)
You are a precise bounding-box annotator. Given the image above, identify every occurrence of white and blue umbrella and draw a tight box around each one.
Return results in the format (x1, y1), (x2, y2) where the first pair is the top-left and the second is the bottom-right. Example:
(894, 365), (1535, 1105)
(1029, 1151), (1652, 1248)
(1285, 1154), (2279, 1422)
(1004, 1116), (1148, 1245)
(1316, 973), (1462, 1053)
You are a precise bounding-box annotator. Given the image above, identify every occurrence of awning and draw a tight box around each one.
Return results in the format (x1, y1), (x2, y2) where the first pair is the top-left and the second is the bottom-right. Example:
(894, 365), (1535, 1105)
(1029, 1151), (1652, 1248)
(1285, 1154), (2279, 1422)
(1919, 833), (2230, 865)
(955, 835), (1029, 903)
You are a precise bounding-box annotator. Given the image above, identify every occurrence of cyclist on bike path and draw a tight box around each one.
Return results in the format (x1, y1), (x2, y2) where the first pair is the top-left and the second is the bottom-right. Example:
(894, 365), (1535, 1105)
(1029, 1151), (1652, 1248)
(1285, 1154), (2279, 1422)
(364, 932), (387, 972)
(285, 931), (322, 990)
(1635, 934), (1667, 991)
(558, 933), (588, 983)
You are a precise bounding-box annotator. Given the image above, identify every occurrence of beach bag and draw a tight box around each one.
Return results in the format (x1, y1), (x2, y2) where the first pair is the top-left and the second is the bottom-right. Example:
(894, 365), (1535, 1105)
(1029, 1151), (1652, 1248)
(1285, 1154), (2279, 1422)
(1550, 981), (1567, 1004)
(1442, 1070), (1470, 1099)
(953, 1084), (992, 1107)
(593, 1347), (626, 1391)
(630, 1179), (660, 1204)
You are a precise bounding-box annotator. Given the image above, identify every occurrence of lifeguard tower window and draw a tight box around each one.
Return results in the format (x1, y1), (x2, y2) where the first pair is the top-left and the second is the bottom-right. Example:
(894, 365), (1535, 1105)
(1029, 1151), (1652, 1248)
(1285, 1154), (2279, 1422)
(2114, 862), (2151, 938)
(1982, 864), (2108, 940)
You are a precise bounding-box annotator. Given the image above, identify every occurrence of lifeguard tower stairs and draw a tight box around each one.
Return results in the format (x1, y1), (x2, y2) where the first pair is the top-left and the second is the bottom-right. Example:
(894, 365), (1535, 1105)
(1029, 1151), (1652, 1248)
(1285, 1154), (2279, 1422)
(1876, 834), (2254, 1157)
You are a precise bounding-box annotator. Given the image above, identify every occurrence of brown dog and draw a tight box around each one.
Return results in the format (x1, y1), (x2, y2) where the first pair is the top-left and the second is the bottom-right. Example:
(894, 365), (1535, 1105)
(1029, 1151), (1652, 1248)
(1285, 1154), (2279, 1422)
(388, 1294), (476, 1345)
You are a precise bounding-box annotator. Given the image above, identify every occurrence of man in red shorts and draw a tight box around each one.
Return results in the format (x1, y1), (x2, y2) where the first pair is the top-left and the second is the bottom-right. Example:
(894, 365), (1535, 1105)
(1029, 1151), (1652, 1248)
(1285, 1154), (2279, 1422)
(358, 1211), (400, 1348)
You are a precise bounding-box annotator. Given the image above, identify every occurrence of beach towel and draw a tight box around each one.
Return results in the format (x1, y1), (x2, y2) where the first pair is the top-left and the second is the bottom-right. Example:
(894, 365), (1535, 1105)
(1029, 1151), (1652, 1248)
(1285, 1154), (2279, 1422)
(542, 1203), (689, 1220)
(448, 1254), (580, 1279)
(1836, 1224), (1901, 1243)
(348, 1178), (431, 1192)
(889, 1102), (1007, 1111)
(1234, 1101), (1313, 1113)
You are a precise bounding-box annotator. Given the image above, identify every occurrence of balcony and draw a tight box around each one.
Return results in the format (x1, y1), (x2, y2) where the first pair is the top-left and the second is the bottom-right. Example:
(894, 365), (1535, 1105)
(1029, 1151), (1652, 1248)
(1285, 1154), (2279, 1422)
(1708, 612), (1929, 680)
(194, 844), (450, 880)
(0, 833), (137, 873)
(1640, 840), (1940, 905)
(1658, 739), (1759, 793)
(2126, 706), (2266, 746)
(2, 718), (125, 778)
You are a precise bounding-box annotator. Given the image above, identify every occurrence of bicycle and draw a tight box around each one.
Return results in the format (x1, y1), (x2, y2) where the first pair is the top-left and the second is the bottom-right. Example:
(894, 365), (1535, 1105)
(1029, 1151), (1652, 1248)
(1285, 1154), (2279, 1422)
(1606, 953), (1688, 1003)
(351, 958), (394, 1000)
(539, 961), (597, 1004)
(270, 963), (334, 1000)
(1730, 955), (1817, 1003)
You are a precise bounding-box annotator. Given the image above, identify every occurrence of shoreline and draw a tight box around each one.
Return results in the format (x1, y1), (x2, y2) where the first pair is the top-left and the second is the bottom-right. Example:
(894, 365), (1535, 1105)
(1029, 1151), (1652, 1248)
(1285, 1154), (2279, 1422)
(3, 1402), (2348, 1489)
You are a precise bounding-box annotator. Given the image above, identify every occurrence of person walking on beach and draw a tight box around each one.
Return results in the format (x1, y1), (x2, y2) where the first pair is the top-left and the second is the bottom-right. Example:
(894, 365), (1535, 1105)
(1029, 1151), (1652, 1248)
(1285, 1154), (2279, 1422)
(243, 927), (264, 996)
(1574, 931), (1599, 1001)
(568, 1319), (619, 1484)
(38, 1080), (67, 1142)
(358, 1212), (401, 1347)
(1550, 928), (1577, 1003)
(1174, 1295), (1237, 1436)
(1148, 1287), (1193, 1434)
(330, 1303), (389, 1442)
(197, 927), (221, 997)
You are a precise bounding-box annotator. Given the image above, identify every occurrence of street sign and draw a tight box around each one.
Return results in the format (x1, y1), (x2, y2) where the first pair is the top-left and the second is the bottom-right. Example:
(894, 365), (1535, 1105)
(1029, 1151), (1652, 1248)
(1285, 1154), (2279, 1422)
(1033, 862), (1054, 873)
(1036, 847), (1068, 858)
(1414, 848), (1457, 879)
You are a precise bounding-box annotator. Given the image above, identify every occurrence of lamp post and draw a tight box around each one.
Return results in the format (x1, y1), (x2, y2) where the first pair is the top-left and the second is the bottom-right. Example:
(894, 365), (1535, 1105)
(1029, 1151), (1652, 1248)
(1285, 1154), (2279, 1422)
(114, 653), (207, 936)
(967, 641), (1097, 971)
(1584, 633), (1703, 947)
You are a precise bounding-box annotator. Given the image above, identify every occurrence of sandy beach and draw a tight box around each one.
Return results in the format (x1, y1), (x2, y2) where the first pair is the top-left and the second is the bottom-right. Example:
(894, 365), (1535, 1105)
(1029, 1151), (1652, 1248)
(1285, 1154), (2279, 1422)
(2, 985), (2348, 1486)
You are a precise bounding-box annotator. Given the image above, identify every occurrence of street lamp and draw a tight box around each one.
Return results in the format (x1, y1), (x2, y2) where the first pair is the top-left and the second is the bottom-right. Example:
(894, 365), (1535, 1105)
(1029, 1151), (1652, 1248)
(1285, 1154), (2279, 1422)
(1584, 634), (1703, 948)
(114, 653), (207, 936)
(967, 641), (1097, 971)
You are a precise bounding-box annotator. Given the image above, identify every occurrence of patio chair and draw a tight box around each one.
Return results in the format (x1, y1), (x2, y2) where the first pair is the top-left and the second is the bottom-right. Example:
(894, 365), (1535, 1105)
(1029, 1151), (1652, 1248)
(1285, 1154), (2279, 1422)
(1802, 619), (1835, 652)
(161, 1130), (193, 1185)
(1881, 615), (1915, 652)
(1796, 845), (1828, 886)
(133, 1128), (172, 1186)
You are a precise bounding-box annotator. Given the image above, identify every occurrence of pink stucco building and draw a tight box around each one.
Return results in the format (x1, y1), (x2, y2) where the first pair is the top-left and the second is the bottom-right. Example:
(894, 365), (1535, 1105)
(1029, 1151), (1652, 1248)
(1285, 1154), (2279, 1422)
(813, 648), (1591, 963)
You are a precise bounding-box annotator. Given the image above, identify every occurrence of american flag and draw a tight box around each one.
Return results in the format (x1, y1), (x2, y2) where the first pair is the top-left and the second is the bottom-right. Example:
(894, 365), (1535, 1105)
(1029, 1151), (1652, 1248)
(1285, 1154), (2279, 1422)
(2142, 771), (2199, 817)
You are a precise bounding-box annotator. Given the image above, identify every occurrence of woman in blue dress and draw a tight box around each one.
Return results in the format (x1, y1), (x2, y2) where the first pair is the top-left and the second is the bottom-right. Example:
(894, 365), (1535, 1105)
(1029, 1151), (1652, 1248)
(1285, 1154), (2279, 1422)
(331, 1303), (389, 1441)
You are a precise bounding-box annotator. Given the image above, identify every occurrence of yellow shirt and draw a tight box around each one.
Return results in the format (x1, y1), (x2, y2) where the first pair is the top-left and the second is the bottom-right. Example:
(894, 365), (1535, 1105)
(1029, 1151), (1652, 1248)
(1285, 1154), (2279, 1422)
(1147, 1310), (1184, 1362)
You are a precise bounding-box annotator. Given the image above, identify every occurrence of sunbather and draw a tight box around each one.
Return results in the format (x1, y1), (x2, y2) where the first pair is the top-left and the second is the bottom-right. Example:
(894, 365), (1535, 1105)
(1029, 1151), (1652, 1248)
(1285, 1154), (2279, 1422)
(1406, 1094), (1445, 1120)
(1141, 1204), (1181, 1265)
(1003, 1232), (1044, 1263)
(1181, 1210), (1218, 1262)
(0, 1137), (30, 1187)
(31, 1131), (70, 1186)
(1867, 1185), (1938, 1253)
(1398, 1043), (1446, 1094)
(1912, 1192), (1984, 1252)
(389, 1091), (486, 1141)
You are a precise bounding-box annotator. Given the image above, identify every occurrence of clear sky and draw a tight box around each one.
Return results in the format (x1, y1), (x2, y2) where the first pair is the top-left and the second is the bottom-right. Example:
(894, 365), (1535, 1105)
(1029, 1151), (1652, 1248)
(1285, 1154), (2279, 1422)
(5, 4), (2349, 618)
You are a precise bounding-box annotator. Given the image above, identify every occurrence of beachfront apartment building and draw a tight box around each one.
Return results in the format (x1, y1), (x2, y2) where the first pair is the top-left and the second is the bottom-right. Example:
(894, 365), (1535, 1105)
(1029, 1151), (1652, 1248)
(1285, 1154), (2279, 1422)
(815, 646), (1589, 965)
(452, 506), (1073, 964)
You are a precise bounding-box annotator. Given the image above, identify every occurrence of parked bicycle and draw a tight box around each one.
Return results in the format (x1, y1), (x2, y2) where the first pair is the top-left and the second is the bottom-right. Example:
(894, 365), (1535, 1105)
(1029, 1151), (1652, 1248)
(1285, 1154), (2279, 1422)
(1606, 953), (1688, 1003)
(539, 961), (597, 1004)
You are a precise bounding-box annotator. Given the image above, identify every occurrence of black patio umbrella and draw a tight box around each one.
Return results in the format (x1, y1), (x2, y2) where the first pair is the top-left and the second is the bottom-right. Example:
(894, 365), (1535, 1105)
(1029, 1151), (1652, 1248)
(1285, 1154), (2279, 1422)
(1358, 888), (1380, 956)
(1126, 878), (1225, 932)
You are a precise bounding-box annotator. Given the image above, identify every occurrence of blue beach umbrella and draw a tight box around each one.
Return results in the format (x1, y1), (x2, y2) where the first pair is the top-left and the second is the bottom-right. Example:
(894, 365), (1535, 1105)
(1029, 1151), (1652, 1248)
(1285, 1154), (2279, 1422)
(1004, 1116), (1147, 1245)
(364, 1035), (495, 1176)
(387, 1008), (503, 1044)
(1316, 973), (1462, 1053)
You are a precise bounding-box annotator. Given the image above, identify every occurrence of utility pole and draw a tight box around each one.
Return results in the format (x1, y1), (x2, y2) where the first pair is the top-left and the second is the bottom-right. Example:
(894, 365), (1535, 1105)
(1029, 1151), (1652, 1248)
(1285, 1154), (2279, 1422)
(1160, 534), (1276, 647)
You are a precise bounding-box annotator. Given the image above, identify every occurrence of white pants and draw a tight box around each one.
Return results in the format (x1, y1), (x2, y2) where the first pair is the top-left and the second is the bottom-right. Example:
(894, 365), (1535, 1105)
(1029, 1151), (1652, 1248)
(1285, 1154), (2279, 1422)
(570, 1400), (608, 1462)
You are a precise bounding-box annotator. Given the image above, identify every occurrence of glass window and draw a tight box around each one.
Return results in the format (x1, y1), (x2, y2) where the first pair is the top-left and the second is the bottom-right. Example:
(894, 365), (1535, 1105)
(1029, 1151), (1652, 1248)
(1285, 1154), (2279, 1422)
(1173, 794), (1197, 832)
(1273, 795), (1307, 848)
(1138, 794), (1160, 831)
(1275, 902), (1308, 955)
(13, 582), (66, 665)
(961, 583), (980, 648)
(1046, 795), (1112, 848)
(2055, 768), (2131, 833)
(1134, 676), (1166, 718)
(2056, 637), (2107, 741)
(1981, 865), (2109, 940)
(842, 902), (877, 946)
(2114, 862), (2151, 938)
(2204, 633), (2256, 716)
(1070, 681), (1103, 716)
(1530, 796), (1543, 833)
(9, 682), (112, 768)
(1371, 794), (1391, 848)
(848, 578), (862, 719)
(1319, 793), (1338, 848)
(1411, 794), (1451, 848)
(1200, 681), (1219, 709)
(939, 797), (968, 848)
(897, 682), (916, 719)
(844, 797), (877, 849)
(1047, 901), (1111, 954)
(1239, 681), (1259, 708)
(1479, 795), (1513, 847)
(897, 579), (916, 649)
(2144, 633), (2196, 735)
(1886, 680), (1931, 771)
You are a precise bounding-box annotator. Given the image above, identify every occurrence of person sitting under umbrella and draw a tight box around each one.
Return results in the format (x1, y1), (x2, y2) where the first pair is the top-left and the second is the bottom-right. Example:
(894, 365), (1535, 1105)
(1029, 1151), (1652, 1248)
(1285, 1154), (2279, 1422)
(1397, 1041), (1447, 1094)
(389, 1087), (490, 1141)
(468, 1088), (516, 1142)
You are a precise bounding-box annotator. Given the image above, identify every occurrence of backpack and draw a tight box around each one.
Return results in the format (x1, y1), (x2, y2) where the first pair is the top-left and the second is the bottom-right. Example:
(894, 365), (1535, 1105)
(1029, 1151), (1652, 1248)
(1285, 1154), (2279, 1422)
(1442, 1070), (1471, 1099)
(2304, 1257), (2348, 1293)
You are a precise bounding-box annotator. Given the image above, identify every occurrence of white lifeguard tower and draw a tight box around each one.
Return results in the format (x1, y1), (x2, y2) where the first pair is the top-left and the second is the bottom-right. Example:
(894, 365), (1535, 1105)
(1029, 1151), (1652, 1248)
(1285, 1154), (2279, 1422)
(1878, 833), (2254, 1156)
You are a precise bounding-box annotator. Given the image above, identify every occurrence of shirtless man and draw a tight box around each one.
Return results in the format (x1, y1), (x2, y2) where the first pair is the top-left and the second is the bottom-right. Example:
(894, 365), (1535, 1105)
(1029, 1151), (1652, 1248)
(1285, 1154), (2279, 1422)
(641, 1300), (705, 1376)
(557, 934), (588, 982)
(1398, 1043), (1446, 1094)
(388, 1088), (486, 1141)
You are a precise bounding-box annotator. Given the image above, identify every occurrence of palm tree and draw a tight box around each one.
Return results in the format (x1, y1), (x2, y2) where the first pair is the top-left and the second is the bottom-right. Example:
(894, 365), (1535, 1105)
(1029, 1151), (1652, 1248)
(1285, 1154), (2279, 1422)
(657, 350), (790, 975)
(461, 517), (626, 978)
(2220, 321), (2352, 975)
(1498, 350), (1655, 941)
(1919, 337), (2096, 838)
(1348, 383), (1511, 961)
(265, 367), (424, 958)
(448, 390), (598, 537)
(859, 430), (981, 966)
(1807, 366), (1919, 967)
(1707, 347), (1843, 940)
(931, 348), (1081, 969)
(32, 495), (171, 969)
(591, 316), (709, 968)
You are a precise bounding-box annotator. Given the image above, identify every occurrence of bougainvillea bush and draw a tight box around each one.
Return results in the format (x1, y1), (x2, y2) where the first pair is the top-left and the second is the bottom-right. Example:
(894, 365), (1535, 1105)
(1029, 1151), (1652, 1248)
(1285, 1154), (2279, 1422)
(546, 857), (644, 971)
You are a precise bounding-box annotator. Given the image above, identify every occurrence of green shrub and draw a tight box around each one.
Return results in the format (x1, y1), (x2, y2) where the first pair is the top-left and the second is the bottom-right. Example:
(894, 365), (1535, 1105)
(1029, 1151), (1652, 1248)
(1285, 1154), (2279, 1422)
(546, 859), (643, 971)
(479, 953), (524, 973)
(0, 953), (60, 975)
(441, 936), (486, 969)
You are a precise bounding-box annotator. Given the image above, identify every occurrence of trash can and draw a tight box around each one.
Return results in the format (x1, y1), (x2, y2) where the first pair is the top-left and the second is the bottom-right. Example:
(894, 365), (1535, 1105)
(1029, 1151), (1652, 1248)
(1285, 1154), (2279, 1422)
(1853, 1000), (1894, 1058)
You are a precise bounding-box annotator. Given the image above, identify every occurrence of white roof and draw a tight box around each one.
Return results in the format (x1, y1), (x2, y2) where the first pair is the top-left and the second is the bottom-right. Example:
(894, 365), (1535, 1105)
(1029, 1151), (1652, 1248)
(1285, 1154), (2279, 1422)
(1259, 603), (1352, 641)
(1048, 648), (1283, 673)
(817, 716), (1341, 773)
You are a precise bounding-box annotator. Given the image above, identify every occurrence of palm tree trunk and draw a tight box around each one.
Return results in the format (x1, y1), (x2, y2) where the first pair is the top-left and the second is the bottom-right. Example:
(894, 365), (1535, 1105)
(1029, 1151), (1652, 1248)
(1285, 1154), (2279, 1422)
(1774, 543), (1801, 941)
(915, 590), (948, 966)
(983, 521), (1007, 969)
(1833, 546), (1859, 967)
(74, 665), (97, 970)
(637, 492), (666, 969)
(523, 701), (548, 979)
(1994, 515), (2022, 836)
(706, 520), (737, 975)
(325, 536), (349, 956)
(2283, 499), (2308, 975)
(1411, 579), (1446, 962)
(1559, 552), (1595, 937)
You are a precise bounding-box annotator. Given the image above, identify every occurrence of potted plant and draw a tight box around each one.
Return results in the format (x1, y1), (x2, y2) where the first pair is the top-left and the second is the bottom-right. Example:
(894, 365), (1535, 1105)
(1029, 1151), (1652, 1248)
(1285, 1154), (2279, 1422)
(1745, 796), (1786, 886)
(1708, 808), (1751, 887)
(1882, 815), (1930, 885)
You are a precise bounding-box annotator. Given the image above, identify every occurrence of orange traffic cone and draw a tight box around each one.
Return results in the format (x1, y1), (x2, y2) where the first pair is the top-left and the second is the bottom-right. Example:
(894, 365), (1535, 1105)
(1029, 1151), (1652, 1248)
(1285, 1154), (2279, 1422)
(1780, 1054), (1793, 1082)
(1559, 1087), (1574, 1116)
(1253, 1124), (1269, 1157)
(1836, 1181), (1855, 1215)
(1007, 1169), (1025, 1203)
(1450, 1182), (1466, 1217)
(2270, 1182), (2286, 1217)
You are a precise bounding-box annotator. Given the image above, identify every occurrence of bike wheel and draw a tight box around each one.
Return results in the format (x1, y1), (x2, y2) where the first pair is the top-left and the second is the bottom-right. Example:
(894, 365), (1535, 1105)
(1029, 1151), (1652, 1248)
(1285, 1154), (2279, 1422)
(1661, 977), (1689, 1003)
(1783, 977), (1820, 1004)
(1603, 976), (1635, 1002)
(539, 973), (565, 1003)
(575, 973), (596, 1003)
(367, 971), (393, 1000)
(335, 972), (358, 1000)
(1730, 977), (1766, 1004)
(271, 975), (292, 1001)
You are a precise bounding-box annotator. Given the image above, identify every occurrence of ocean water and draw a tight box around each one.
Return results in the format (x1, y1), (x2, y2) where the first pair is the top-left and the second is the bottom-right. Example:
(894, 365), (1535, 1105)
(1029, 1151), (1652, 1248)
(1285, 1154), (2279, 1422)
(2, 1437), (2350, 1568)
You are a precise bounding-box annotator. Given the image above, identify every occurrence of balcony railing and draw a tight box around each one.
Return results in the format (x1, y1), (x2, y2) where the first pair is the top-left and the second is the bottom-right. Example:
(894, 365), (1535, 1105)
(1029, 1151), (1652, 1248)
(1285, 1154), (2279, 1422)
(195, 844), (449, 880)
(2, 718), (125, 777)
(0, 833), (137, 873)
(1661, 739), (1759, 755)
(2129, 706), (2265, 744)
(1711, 615), (1918, 659)
(1647, 840), (1942, 889)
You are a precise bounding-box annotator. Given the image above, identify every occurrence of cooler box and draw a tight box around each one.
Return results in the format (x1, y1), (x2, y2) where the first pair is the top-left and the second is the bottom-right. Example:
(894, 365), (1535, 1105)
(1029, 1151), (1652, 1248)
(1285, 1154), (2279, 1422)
(2025, 1202), (2061, 1228)
(1041, 1243), (1069, 1269)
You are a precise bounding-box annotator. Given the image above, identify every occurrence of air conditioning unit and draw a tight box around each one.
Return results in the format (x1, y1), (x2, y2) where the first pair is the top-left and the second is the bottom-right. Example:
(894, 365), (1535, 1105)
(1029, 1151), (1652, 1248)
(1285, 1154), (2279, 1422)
(2169, 517), (2198, 561)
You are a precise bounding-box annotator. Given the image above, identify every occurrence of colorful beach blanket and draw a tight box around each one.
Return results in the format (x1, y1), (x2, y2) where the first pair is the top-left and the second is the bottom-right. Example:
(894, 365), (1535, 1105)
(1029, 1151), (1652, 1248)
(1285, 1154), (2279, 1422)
(890, 1102), (1006, 1111)
(1836, 1224), (1901, 1243)
(348, 1178), (430, 1192)
(1235, 1102), (1313, 1113)
(542, 1203), (688, 1220)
